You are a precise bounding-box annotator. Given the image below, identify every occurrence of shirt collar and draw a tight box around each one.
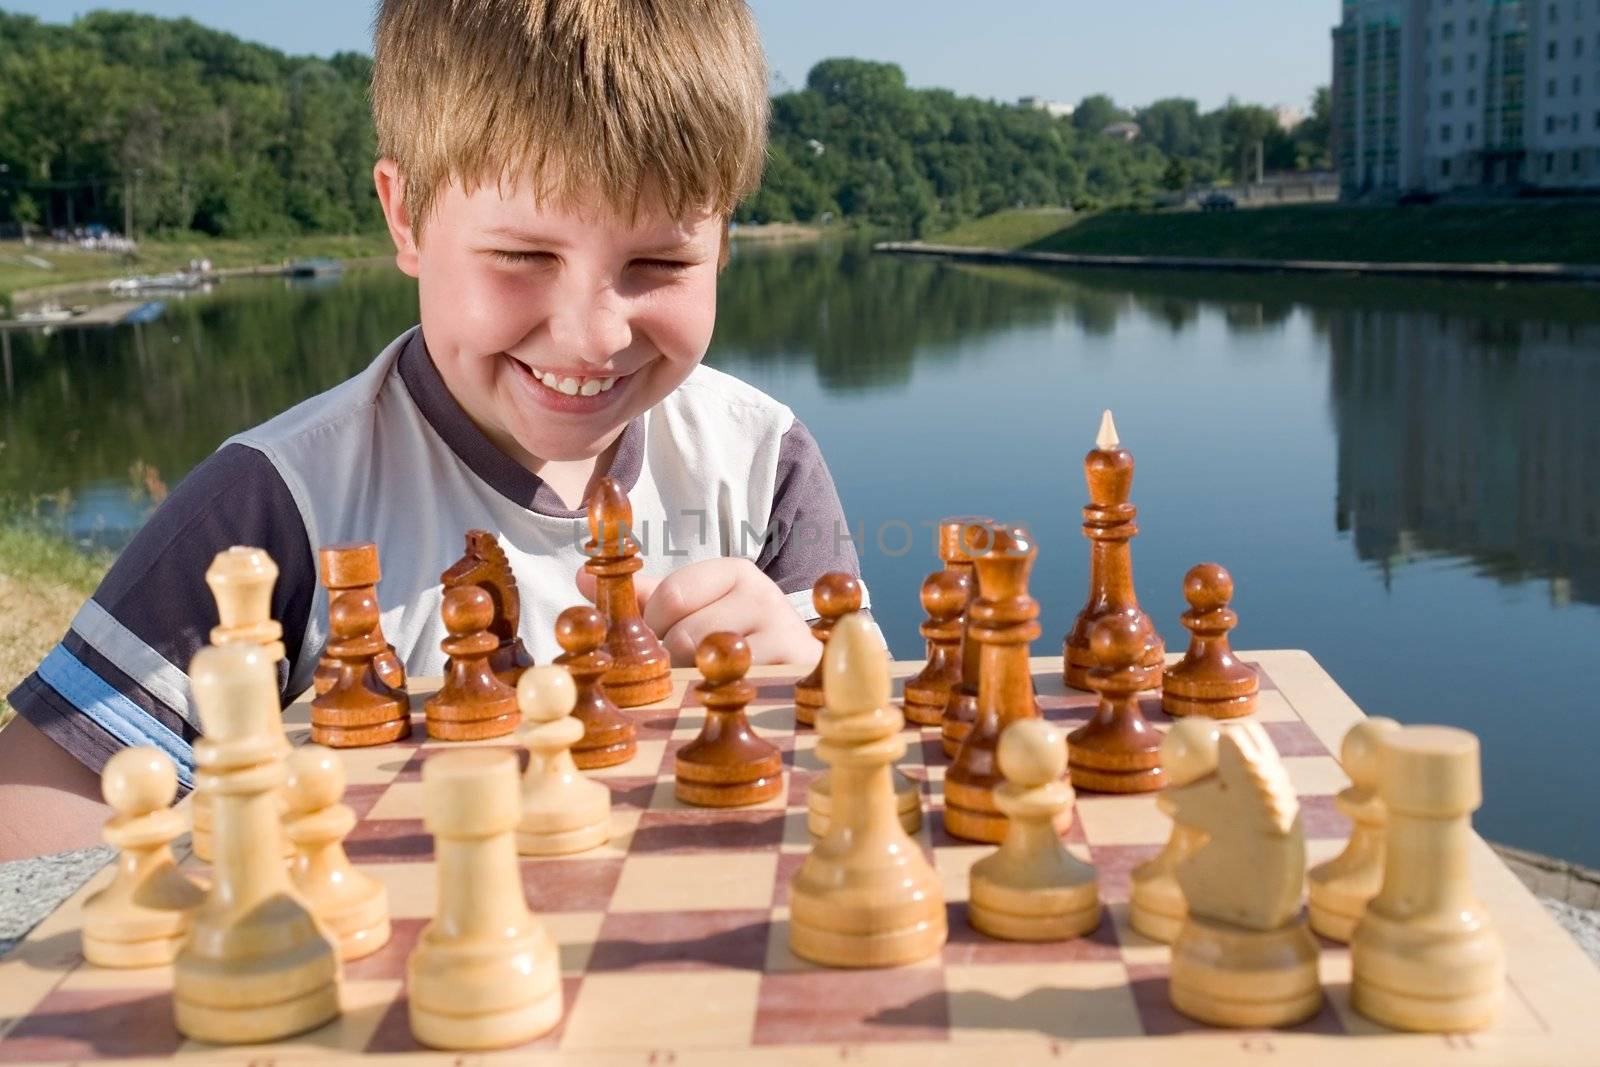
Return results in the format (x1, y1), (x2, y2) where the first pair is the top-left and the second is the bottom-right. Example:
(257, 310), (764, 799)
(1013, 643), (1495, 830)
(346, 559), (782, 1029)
(396, 328), (645, 518)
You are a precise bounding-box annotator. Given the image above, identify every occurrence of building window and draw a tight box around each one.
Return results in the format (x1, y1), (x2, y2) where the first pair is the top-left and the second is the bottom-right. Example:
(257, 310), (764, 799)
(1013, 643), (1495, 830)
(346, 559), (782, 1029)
(1443, 90), (1455, 107)
(1468, 87), (1477, 104)
(1575, 151), (1584, 172)
(1442, 158), (1453, 177)
(1576, 112), (1583, 130)
(1443, 56), (1454, 74)
(1549, 78), (1559, 97)
(1546, 152), (1556, 173)
(1548, 40), (1559, 59)
(1442, 123), (1453, 142)
(1468, 52), (1478, 70)
(1575, 75), (1584, 94)
(1547, 114), (1559, 132)
(1577, 36), (1585, 56)
(1548, 2), (1557, 20)
(1467, 121), (1476, 140)
(1443, 20), (1455, 38)
(1594, 109), (1600, 129)
(1469, 17), (1478, 32)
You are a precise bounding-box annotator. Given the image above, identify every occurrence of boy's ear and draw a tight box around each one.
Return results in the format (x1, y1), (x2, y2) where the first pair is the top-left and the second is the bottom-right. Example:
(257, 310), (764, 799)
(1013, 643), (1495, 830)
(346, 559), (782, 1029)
(374, 159), (421, 278)
(717, 218), (732, 272)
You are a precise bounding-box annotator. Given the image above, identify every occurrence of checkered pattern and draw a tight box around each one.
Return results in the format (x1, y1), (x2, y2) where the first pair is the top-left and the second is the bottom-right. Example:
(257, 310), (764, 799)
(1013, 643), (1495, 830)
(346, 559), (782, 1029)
(0, 652), (1592, 1065)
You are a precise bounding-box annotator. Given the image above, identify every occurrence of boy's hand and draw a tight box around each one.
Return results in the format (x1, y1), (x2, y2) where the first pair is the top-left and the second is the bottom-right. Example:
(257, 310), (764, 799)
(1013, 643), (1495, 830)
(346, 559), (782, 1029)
(575, 558), (821, 669)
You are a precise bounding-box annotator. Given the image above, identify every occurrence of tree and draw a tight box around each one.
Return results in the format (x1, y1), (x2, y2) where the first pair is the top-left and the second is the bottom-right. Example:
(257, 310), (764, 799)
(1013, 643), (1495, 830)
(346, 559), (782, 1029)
(1072, 94), (1126, 136)
(1220, 101), (1279, 182)
(1161, 157), (1193, 192)
(13, 191), (39, 242)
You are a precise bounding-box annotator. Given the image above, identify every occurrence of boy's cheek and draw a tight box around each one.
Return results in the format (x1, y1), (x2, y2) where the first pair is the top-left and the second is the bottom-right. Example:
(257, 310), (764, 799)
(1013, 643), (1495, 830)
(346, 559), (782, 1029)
(424, 265), (548, 357)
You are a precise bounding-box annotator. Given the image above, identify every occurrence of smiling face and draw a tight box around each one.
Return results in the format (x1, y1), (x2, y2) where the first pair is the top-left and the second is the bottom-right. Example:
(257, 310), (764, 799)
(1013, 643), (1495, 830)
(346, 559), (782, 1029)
(376, 161), (724, 467)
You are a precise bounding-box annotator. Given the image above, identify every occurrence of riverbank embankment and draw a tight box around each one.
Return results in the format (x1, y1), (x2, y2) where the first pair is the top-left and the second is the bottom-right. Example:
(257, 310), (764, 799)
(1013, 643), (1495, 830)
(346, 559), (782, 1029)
(889, 202), (1600, 282)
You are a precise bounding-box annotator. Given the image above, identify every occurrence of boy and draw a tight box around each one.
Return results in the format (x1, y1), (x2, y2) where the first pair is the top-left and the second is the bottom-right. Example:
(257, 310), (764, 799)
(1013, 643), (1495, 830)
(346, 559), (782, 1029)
(0, 0), (866, 861)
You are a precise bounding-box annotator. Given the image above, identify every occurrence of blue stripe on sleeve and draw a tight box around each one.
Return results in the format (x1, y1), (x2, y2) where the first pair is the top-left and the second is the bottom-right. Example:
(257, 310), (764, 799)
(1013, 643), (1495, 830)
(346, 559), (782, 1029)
(35, 644), (195, 787)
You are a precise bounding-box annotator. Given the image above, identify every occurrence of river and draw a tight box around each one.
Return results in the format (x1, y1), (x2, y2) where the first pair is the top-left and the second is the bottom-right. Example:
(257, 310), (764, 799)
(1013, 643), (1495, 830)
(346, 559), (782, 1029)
(4, 238), (1598, 865)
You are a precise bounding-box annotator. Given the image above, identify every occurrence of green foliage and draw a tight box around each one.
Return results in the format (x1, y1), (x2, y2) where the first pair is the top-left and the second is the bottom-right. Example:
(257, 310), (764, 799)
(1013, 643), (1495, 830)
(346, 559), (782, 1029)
(0, 10), (380, 238)
(0, 10), (1333, 240)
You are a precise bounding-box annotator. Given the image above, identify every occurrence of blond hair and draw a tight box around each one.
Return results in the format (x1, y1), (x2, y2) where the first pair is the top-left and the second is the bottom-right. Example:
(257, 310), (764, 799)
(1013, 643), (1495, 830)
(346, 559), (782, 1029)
(372, 0), (769, 232)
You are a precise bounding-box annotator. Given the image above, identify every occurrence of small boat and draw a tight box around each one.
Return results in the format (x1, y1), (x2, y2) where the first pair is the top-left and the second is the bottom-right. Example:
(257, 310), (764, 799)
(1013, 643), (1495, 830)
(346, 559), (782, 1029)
(286, 257), (344, 278)
(15, 303), (84, 323)
(109, 271), (206, 293)
(120, 300), (167, 325)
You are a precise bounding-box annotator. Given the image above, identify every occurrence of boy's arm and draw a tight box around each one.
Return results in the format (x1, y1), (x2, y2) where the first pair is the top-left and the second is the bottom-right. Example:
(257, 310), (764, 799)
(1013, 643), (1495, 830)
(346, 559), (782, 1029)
(0, 715), (108, 859)
(0, 444), (316, 861)
(755, 419), (868, 618)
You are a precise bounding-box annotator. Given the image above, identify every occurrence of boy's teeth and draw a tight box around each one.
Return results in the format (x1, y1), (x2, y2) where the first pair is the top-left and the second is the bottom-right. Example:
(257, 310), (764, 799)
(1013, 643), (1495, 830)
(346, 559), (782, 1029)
(530, 367), (622, 396)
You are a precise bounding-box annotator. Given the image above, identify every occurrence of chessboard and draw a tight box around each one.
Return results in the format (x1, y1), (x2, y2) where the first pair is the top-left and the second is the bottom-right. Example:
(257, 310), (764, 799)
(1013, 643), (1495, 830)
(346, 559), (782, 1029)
(1, 651), (1597, 1065)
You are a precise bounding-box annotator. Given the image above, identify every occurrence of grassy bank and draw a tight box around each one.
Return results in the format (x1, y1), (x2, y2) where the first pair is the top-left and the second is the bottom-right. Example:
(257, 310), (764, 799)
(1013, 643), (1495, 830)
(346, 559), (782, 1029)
(0, 231), (396, 311)
(930, 202), (1600, 265)
(0, 525), (111, 729)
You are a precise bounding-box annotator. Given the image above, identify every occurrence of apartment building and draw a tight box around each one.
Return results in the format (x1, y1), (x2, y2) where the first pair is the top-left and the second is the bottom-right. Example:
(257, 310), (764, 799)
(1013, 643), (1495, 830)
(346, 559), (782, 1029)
(1333, 0), (1600, 194)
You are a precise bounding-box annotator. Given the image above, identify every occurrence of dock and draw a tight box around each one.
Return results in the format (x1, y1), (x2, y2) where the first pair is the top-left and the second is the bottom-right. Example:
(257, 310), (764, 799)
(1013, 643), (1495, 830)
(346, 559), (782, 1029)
(0, 300), (164, 333)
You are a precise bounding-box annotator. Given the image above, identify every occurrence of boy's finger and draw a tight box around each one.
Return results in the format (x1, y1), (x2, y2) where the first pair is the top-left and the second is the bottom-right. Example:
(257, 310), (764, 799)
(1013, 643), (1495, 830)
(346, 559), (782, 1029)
(573, 564), (661, 609)
(641, 560), (741, 638)
(656, 597), (771, 666)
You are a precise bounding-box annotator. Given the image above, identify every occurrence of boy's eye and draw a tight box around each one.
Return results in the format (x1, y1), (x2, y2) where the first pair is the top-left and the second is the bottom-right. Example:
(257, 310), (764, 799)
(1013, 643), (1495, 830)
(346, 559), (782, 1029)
(488, 249), (553, 265)
(632, 258), (693, 273)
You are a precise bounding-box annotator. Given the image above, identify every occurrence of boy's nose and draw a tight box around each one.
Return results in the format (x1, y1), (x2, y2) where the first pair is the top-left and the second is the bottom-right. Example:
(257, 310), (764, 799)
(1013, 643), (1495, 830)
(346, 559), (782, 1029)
(548, 295), (633, 365)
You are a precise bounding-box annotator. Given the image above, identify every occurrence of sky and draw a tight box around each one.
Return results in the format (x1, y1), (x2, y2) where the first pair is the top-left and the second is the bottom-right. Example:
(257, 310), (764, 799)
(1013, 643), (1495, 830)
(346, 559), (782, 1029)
(4, 0), (1334, 112)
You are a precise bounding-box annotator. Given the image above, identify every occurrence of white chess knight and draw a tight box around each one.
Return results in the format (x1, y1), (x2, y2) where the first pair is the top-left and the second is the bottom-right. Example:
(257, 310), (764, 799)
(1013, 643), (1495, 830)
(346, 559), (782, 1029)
(1129, 718), (1222, 944)
(515, 666), (610, 856)
(1164, 721), (1322, 1028)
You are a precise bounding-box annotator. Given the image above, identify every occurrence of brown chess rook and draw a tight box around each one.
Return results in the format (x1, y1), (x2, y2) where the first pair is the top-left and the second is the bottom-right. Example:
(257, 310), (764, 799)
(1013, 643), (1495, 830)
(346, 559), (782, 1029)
(1062, 411), (1164, 692)
(315, 542), (405, 695)
(675, 633), (783, 807)
(554, 605), (637, 769)
(584, 477), (671, 706)
(902, 569), (969, 727)
(425, 585), (520, 741)
(311, 590), (413, 747)
(937, 517), (993, 757)
(792, 572), (862, 727)
(1162, 563), (1259, 719)
(1068, 614), (1165, 794)
(442, 530), (535, 688)
(944, 524), (1045, 844)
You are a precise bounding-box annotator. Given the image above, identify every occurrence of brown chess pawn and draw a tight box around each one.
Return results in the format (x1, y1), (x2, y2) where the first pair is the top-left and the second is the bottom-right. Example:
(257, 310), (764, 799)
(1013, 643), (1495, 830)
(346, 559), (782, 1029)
(675, 633), (783, 807)
(1068, 614), (1164, 794)
(1162, 563), (1259, 719)
(944, 525), (1048, 844)
(425, 585), (519, 741)
(315, 542), (405, 695)
(792, 572), (861, 727)
(902, 569), (969, 727)
(1062, 410), (1164, 692)
(442, 530), (535, 688)
(939, 517), (994, 758)
(311, 590), (412, 748)
(584, 477), (671, 707)
(554, 605), (637, 769)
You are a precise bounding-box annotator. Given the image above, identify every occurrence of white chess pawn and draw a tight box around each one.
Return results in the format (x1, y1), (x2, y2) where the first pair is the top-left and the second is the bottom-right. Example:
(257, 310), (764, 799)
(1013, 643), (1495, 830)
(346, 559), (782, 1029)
(968, 719), (1099, 941)
(409, 749), (563, 1049)
(82, 746), (205, 967)
(515, 666), (610, 856)
(284, 744), (391, 961)
(1129, 718), (1222, 943)
(789, 614), (946, 968)
(1308, 717), (1401, 942)
(1351, 725), (1503, 1032)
